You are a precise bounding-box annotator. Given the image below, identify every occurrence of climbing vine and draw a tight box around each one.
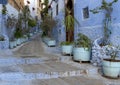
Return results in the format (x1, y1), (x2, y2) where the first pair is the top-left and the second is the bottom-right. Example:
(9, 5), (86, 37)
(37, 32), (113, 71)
(90, 0), (118, 45)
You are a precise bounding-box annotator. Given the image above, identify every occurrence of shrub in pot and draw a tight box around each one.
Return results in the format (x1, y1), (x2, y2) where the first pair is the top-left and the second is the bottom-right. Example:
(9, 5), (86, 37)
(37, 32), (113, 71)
(73, 33), (91, 62)
(61, 41), (73, 56)
(102, 45), (120, 78)
(0, 35), (5, 41)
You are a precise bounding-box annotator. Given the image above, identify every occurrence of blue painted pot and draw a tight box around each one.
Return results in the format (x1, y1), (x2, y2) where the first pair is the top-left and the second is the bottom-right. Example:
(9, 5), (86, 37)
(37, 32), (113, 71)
(102, 59), (120, 78)
(61, 45), (73, 55)
(73, 47), (91, 61)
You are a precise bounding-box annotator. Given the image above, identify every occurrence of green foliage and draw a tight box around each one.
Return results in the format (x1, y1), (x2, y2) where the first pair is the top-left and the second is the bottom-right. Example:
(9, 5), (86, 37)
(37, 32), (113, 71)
(90, 0), (118, 45)
(0, 35), (5, 41)
(14, 28), (23, 39)
(28, 18), (37, 27)
(2, 5), (7, 15)
(41, 0), (49, 19)
(65, 8), (80, 31)
(75, 33), (91, 49)
(64, 8), (80, 42)
(60, 41), (73, 45)
(40, 15), (57, 37)
(6, 14), (17, 28)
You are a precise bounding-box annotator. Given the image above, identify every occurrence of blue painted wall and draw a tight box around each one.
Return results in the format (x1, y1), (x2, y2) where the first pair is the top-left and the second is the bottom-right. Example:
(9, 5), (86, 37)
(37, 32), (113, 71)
(51, 0), (66, 45)
(74, 0), (120, 46)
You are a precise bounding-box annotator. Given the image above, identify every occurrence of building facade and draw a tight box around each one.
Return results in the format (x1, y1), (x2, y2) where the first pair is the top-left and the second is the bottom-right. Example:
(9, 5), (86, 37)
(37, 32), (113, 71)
(74, 0), (120, 46)
(48, 0), (66, 44)
(24, 0), (41, 19)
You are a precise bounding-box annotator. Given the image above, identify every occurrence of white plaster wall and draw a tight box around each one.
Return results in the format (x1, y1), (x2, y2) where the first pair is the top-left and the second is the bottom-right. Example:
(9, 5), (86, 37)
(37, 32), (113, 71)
(24, 0), (36, 18)
(6, 4), (19, 18)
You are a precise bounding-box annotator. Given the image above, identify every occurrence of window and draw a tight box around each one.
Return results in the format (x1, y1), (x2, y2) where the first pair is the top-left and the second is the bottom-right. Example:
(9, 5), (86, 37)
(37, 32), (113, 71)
(56, 4), (58, 15)
(83, 6), (89, 19)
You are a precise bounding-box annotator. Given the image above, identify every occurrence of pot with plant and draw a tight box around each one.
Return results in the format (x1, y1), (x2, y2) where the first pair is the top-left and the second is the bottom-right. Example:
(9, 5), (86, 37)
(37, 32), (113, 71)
(61, 8), (79, 55)
(61, 41), (73, 56)
(14, 26), (23, 46)
(73, 33), (91, 62)
(40, 15), (57, 47)
(102, 45), (120, 78)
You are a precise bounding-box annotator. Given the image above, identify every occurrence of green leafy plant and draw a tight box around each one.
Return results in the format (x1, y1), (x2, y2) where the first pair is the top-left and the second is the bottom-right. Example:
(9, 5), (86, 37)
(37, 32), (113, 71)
(40, 0), (49, 20)
(104, 45), (120, 60)
(2, 5), (7, 15)
(22, 5), (31, 30)
(0, 35), (5, 41)
(6, 14), (17, 29)
(90, 0), (118, 45)
(14, 28), (23, 39)
(60, 41), (73, 45)
(64, 8), (80, 42)
(28, 18), (37, 27)
(74, 33), (91, 49)
(40, 15), (57, 37)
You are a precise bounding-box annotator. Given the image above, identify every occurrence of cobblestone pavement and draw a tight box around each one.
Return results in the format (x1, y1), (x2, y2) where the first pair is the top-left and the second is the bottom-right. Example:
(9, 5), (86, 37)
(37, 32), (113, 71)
(0, 34), (120, 85)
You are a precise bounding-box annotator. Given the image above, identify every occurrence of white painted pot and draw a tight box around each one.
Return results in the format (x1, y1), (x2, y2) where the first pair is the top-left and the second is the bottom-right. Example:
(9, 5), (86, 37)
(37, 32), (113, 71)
(73, 47), (91, 61)
(61, 45), (73, 55)
(47, 40), (56, 47)
(9, 41), (17, 48)
(102, 59), (120, 78)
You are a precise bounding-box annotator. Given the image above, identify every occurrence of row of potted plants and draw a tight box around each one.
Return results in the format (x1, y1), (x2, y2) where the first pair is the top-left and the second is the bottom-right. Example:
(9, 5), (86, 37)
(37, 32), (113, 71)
(90, 0), (120, 79)
(61, 33), (91, 62)
(9, 31), (40, 49)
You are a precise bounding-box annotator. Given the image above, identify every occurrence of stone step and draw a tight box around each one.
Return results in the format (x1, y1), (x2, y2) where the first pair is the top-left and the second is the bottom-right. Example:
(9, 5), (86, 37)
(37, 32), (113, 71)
(0, 76), (114, 85)
(0, 74), (120, 85)
(0, 62), (90, 80)
(0, 55), (72, 66)
(0, 58), (58, 66)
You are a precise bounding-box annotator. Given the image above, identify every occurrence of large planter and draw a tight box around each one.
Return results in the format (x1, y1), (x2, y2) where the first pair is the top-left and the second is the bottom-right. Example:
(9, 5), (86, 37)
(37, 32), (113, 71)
(0, 35), (9, 49)
(102, 59), (120, 78)
(43, 37), (56, 47)
(16, 39), (22, 46)
(47, 40), (56, 47)
(9, 41), (17, 49)
(73, 47), (91, 61)
(61, 45), (73, 55)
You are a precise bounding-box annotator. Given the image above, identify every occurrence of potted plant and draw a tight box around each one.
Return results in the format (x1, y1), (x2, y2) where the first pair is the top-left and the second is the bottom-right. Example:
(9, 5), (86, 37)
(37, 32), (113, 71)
(40, 15), (57, 46)
(14, 24), (23, 46)
(102, 45), (120, 78)
(90, 0), (118, 66)
(61, 41), (73, 56)
(73, 33), (91, 62)
(61, 8), (80, 55)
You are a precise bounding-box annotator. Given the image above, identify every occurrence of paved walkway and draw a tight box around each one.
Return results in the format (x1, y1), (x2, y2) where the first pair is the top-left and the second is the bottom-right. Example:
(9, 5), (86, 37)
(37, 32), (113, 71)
(0, 34), (120, 85)
(13, 34), (59, 60)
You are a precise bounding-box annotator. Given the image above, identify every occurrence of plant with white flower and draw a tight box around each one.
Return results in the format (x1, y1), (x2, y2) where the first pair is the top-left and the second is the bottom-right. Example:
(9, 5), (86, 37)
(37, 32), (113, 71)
(104, 45), (120, 60)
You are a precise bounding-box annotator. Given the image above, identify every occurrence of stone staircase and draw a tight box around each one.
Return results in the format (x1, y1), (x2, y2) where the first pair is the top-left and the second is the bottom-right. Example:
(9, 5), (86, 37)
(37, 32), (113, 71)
(0, 34), (119, 85)
(0, 56), (88, 80)
(0, 54), (120, 85)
